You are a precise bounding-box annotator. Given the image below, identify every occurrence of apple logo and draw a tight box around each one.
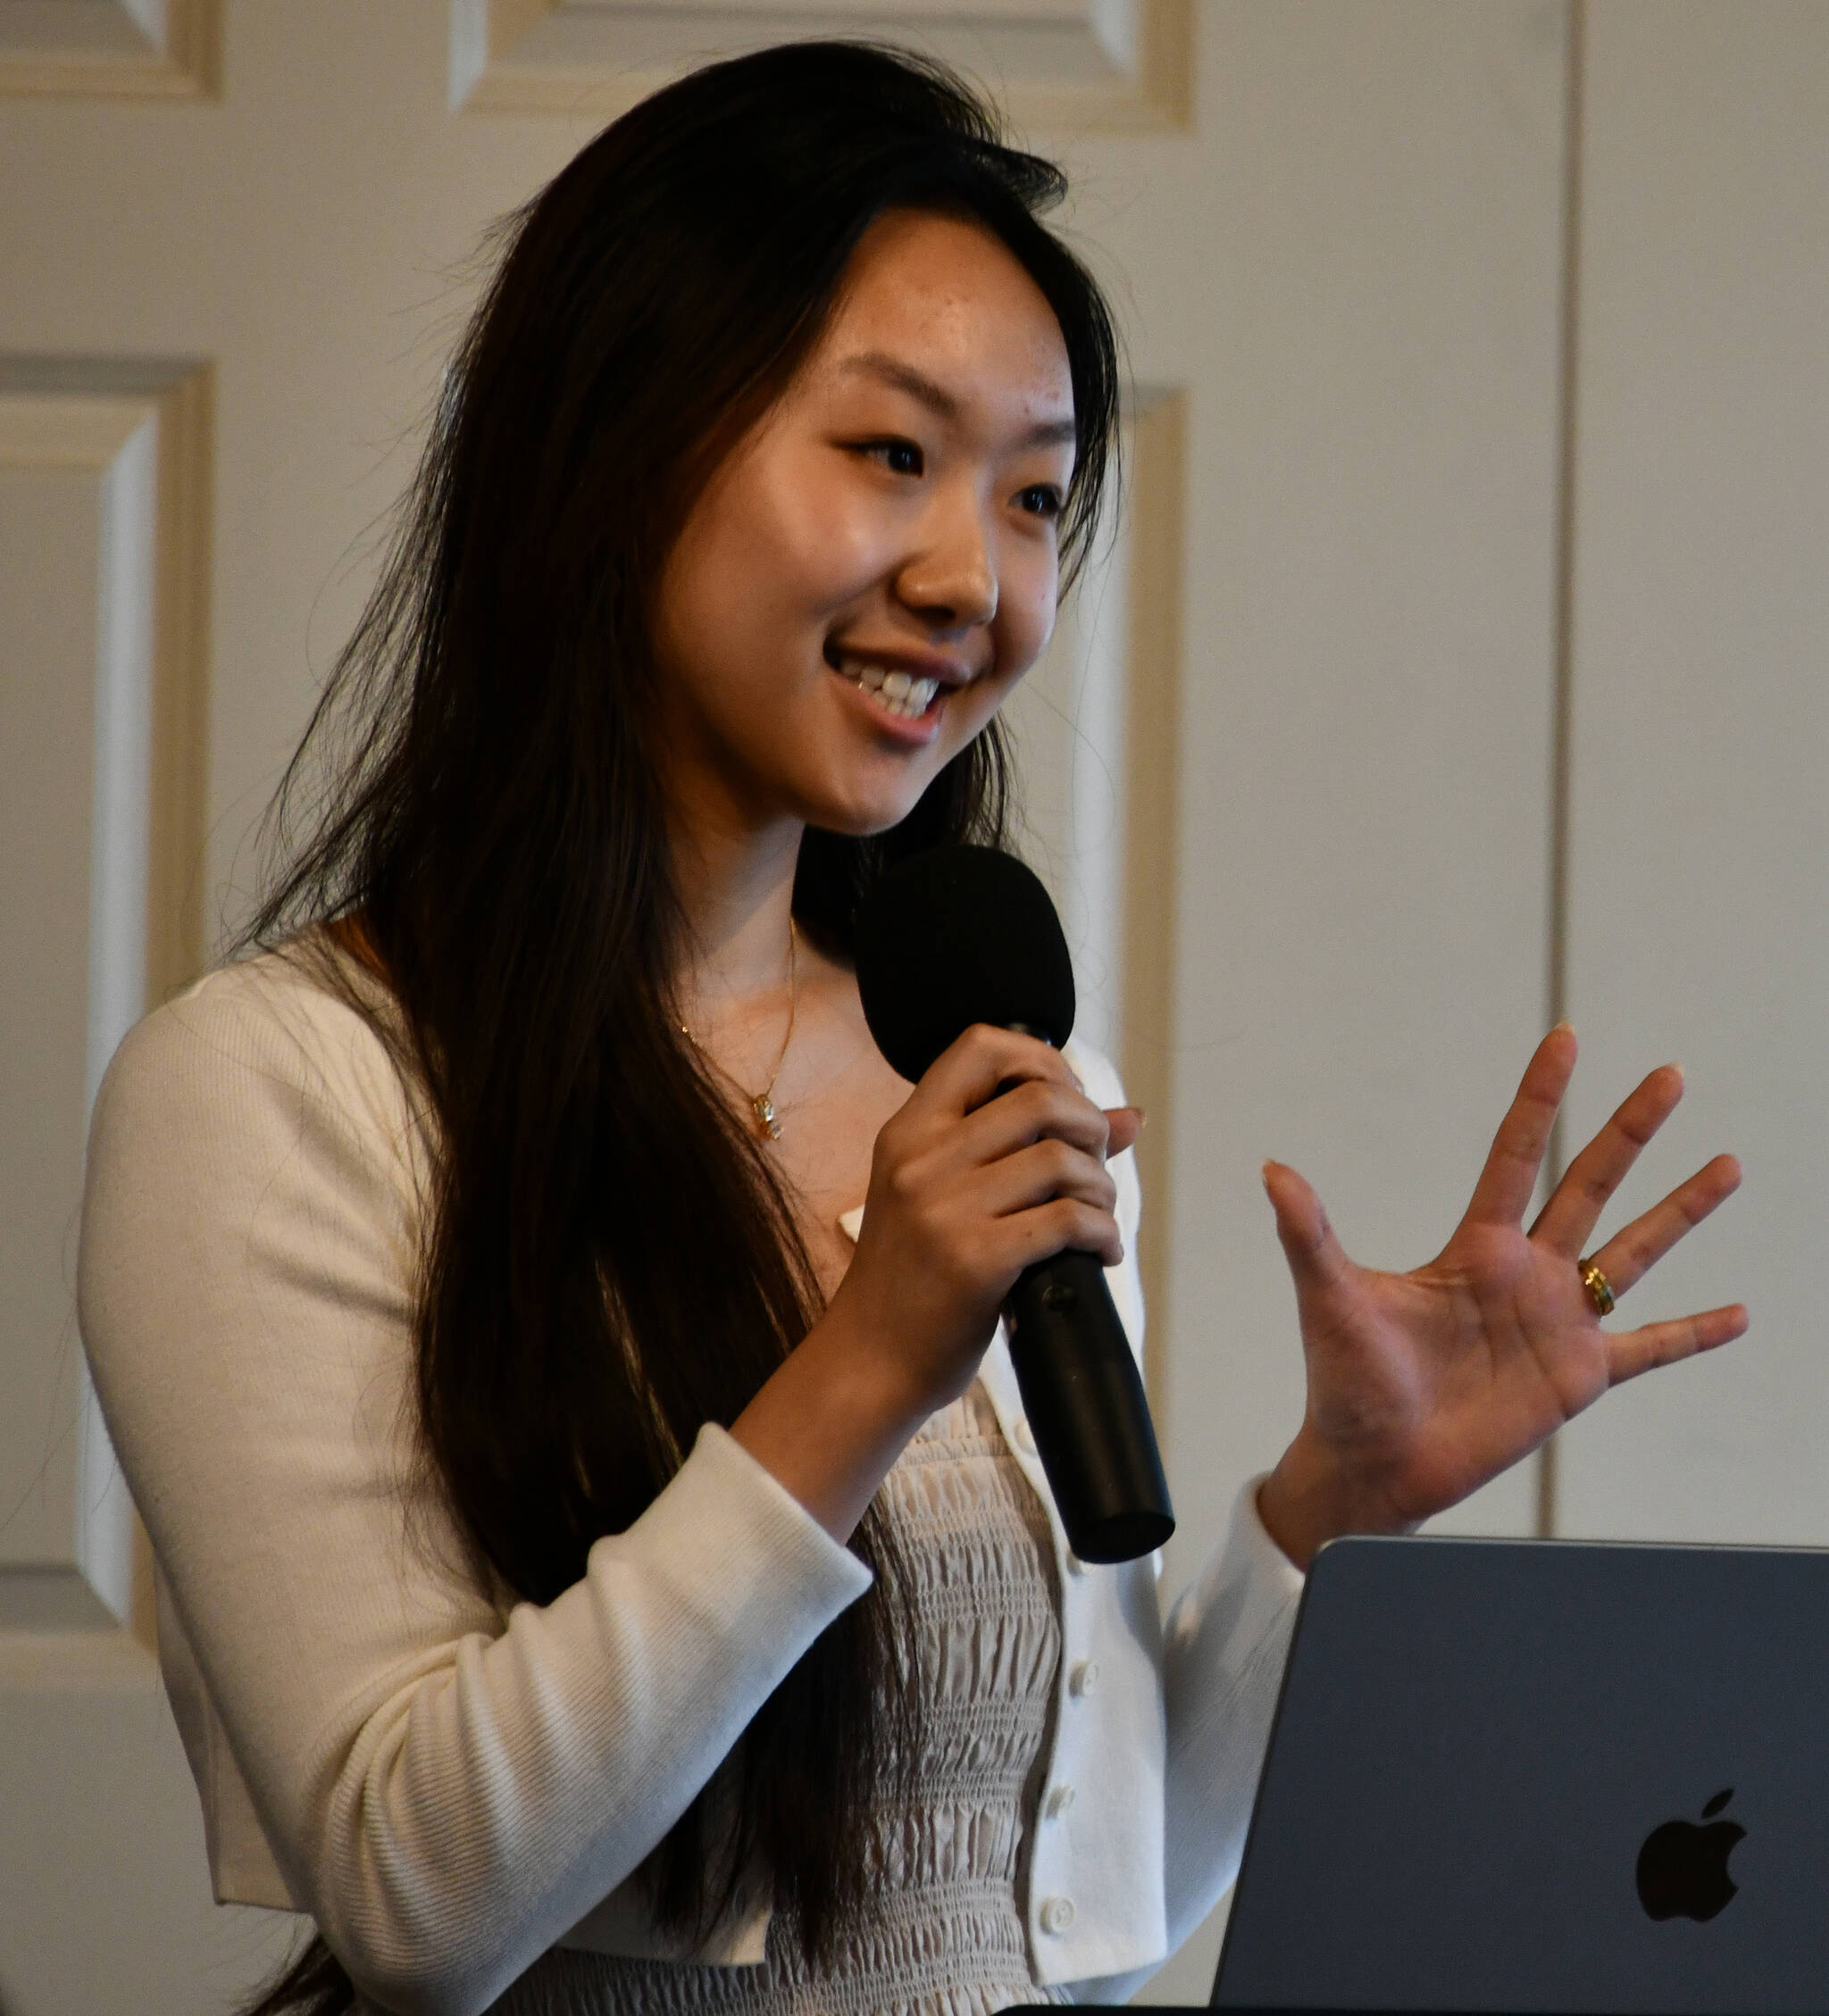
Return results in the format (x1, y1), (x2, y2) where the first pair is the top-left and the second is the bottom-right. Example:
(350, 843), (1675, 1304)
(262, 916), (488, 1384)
(1635, 1788), (1745, 1922)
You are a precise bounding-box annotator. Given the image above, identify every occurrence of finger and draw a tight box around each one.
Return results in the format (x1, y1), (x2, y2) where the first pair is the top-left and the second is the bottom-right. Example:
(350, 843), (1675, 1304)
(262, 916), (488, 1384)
(1461, 1025), (1578, 1229)
(958, 1077), (1113, 1166)
(1605, 1303), (1749, 1386)
(913, 1022), (1082, 1118)
(1586, 1153), (1743, 1297)
(1105, 1105), (1144, 1158)
(1530, 1063), (1686, 1258)
(1004, 1195), (1125, 1270)
(1262, 1161), (1354, 1304)
(978, 1137), (1119, 1222)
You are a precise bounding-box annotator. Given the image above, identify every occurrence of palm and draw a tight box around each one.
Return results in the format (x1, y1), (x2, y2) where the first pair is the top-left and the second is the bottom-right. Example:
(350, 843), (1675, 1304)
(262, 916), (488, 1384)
(1265, 1027), (1744, 1539)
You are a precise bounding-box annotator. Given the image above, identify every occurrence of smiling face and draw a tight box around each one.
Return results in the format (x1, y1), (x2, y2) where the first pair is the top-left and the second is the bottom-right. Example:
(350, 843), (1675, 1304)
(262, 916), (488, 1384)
(650, 208), (1077, 845)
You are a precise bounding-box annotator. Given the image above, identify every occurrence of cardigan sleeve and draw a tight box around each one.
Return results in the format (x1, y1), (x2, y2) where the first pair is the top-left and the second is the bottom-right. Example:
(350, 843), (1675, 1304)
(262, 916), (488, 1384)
(77, 960), (872, 2016)
(1061, 1479), (1302, 2008)
(1158, 1476), (1305, 1946)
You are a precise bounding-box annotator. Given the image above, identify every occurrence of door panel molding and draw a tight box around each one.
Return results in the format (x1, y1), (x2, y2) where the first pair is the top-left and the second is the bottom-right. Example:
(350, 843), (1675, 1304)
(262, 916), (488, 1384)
(0, 358), (212, 1689)
(449, 0), (1192, 131)
(0, 0), (221, 101)
(1002, 389), (1185, 1408)
(1115, 391), (1185, 1410)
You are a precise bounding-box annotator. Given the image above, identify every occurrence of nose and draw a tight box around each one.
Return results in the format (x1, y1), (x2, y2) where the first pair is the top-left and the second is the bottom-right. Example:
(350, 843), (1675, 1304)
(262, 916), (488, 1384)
(895, 493), (998, 632)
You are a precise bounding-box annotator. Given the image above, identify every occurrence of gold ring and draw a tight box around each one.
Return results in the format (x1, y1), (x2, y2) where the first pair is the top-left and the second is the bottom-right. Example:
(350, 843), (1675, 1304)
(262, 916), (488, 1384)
(1579, 1257), (1616, 1317)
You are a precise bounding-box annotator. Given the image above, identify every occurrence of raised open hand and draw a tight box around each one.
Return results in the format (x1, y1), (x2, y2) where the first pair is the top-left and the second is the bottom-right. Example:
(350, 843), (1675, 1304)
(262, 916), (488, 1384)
(1256, 1025), (1746, 1569)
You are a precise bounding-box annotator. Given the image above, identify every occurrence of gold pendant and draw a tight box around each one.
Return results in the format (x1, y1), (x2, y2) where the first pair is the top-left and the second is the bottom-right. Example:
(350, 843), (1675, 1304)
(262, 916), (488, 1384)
(753, 1094), (781, 1141)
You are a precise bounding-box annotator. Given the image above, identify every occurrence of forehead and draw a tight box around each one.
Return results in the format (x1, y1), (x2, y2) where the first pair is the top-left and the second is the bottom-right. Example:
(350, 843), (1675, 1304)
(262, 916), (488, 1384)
(803, 209), (1074, 433)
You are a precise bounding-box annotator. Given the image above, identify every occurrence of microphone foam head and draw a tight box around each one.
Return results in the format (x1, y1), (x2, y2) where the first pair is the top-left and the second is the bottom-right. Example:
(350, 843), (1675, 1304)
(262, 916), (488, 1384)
(853, 845), (1076, 1084)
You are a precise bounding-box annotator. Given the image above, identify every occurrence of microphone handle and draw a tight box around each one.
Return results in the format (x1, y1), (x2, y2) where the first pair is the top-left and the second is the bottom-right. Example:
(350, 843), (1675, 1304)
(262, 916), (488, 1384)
(1003, 1250), (1175, 1564)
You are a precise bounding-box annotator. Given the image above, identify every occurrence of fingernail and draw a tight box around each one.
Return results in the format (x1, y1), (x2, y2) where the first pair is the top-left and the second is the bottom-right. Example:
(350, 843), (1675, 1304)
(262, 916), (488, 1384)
(1133, 1107), (1148, 1131)
(1552, 1020), (1574, 1035)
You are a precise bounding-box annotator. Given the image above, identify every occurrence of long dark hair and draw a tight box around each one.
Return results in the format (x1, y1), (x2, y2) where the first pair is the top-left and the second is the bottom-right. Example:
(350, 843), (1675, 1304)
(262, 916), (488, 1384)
(240, 37), (1119, 2012)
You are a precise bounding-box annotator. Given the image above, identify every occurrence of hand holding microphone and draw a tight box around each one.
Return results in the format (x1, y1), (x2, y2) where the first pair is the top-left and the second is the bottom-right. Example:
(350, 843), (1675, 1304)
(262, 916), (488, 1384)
(850, 845), (1174, 1563)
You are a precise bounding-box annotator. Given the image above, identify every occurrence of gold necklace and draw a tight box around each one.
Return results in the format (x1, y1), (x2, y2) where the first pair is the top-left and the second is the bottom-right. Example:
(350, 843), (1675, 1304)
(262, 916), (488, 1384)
(678, 918), (798, 1141)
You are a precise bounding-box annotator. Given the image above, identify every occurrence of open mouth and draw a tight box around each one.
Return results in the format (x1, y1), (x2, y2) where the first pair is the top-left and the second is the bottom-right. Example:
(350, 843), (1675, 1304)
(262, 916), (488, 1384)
(825, 646), (944, 721)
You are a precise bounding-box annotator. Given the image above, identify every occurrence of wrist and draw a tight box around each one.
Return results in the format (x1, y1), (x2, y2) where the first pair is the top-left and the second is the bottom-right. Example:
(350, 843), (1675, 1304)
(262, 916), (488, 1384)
(1257, 1428), (1416, 1572)
(729, 1303), (935, 1542)
(804, 1301), (940, 1445)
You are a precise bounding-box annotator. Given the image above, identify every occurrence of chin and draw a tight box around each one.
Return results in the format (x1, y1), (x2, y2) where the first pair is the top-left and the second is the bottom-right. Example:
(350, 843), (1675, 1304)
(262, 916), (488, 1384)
(798, 764), (951, 840)
(806, 803), (920, 842)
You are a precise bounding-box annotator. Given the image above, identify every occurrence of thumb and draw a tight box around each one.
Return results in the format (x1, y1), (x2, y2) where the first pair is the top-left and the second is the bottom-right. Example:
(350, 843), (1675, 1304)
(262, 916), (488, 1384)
(1262, 1160), (1352, 1300)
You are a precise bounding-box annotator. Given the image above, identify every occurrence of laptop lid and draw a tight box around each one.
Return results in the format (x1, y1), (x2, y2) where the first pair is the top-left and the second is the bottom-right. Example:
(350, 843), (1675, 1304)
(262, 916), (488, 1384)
(1211, 1534), (1829, 2014)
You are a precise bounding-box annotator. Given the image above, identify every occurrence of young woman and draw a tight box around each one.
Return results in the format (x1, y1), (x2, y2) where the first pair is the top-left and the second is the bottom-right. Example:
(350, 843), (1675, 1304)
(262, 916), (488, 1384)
(77, 40), (1745, 2016)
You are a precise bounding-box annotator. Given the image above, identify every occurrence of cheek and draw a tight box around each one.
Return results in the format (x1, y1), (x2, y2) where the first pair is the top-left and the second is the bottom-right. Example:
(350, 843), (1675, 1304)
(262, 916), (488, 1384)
(741, 452), (889, 619)
(996, 546), (1061, 680)
(662, 451), (858, 658)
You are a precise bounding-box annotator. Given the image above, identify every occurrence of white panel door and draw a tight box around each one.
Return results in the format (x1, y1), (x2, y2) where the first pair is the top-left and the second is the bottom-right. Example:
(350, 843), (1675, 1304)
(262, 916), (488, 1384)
(3, 4), (1586, 2007)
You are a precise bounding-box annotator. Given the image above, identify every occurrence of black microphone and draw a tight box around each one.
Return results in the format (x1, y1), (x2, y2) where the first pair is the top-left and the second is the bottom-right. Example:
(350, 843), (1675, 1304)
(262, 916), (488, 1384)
(853, 844), (1175, 1564)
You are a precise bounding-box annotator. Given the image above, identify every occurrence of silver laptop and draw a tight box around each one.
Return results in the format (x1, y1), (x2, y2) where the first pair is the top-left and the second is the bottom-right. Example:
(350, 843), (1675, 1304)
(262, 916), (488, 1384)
(1198, 1532), (1829, 2013)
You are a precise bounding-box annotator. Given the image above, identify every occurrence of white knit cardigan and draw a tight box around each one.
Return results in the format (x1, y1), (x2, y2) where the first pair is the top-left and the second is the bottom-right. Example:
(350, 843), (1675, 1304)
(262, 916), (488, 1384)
(77, 949), (1304, 2016)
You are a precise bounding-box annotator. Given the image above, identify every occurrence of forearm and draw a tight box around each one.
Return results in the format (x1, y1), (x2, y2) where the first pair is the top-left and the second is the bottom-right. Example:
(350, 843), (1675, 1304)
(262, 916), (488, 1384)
(301, 1426), (870, 2014)
(729, 1304), (936, 1541)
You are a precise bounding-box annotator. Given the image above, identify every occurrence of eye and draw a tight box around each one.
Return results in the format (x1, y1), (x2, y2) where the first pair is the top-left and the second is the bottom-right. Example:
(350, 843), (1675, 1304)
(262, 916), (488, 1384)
(1017, 483), (1065, 521)
(858, 437), (924, 477)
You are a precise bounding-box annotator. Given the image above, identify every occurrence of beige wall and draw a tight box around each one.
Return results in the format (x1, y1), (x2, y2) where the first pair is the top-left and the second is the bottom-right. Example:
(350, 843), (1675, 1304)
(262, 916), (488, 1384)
(3, 4), (1825, 2008)
(1557, 2), (1829, 1547)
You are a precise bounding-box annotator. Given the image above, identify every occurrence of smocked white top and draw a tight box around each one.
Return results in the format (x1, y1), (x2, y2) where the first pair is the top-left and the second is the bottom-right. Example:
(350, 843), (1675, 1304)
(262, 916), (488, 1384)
(76, 944), (1305, 2016)
(482, 1380), (1068, 2016)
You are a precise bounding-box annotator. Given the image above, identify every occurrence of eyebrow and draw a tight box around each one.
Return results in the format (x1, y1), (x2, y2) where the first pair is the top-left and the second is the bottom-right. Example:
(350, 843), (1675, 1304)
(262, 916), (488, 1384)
(837, 350), (1077, 449)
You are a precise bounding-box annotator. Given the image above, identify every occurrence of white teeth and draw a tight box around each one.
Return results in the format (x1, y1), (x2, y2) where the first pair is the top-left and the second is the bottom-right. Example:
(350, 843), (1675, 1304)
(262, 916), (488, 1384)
(833, 656), (941, 720)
